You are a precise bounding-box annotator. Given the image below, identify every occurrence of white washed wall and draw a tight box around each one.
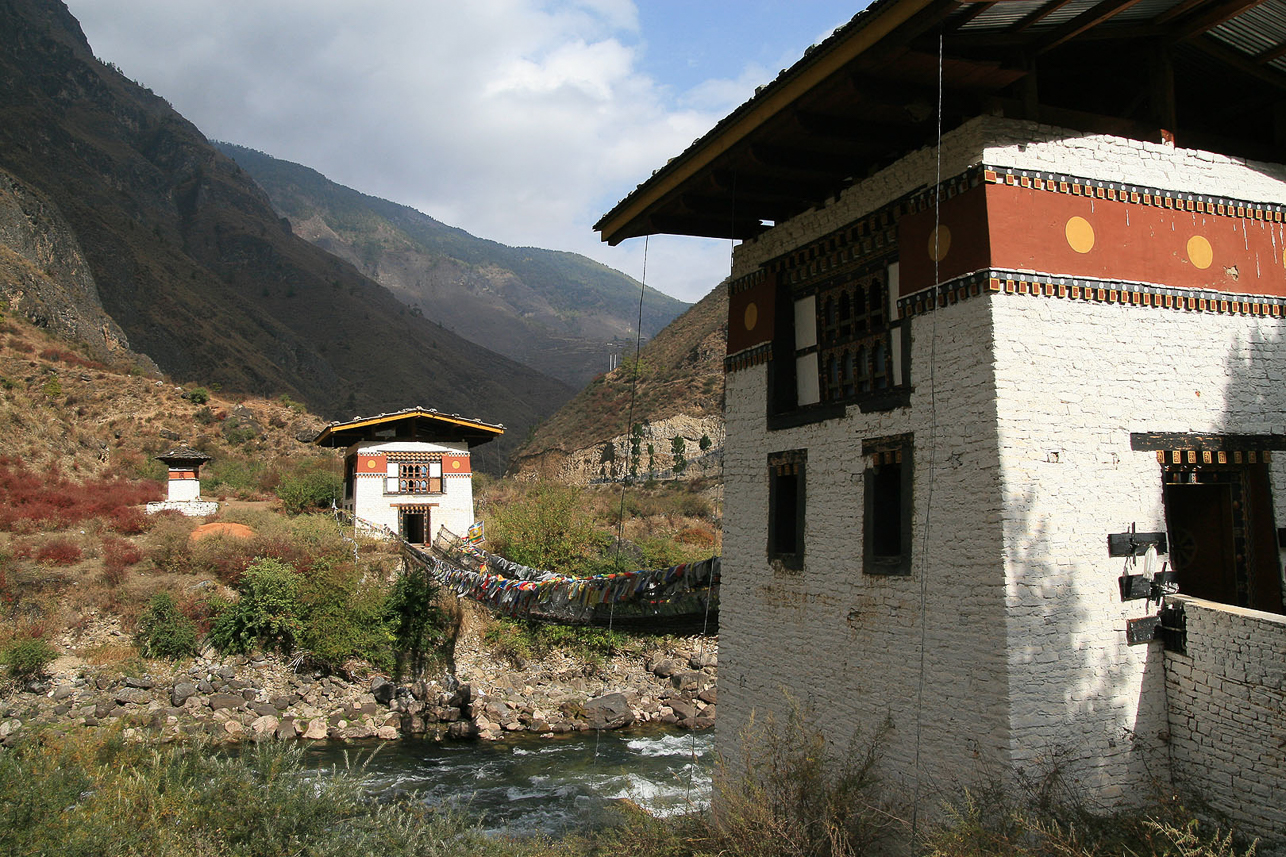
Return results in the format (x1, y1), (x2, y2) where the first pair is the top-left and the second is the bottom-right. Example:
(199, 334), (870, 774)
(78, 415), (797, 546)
(350, 440), (475, 541)
(719, 114), (1286, 818)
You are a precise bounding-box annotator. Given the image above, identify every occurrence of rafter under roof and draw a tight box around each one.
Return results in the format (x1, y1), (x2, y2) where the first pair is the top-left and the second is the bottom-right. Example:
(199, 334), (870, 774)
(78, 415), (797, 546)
(596, 0), (1286, 246)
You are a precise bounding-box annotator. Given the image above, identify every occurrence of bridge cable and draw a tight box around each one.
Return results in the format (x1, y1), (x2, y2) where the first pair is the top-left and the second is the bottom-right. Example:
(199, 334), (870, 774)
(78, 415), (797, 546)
(910, 25), (945, 842)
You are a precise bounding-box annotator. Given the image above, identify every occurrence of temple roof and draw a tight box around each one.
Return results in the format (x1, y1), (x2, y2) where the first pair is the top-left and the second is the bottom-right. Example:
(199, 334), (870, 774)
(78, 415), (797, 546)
(312, 407), (505, 449)
(156, 446), (212, 465)
(596, 0), (1286, 245)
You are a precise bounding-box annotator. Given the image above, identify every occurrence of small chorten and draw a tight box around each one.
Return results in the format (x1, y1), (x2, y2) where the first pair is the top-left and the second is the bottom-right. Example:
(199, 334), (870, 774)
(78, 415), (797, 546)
(146, 446), (218, 517)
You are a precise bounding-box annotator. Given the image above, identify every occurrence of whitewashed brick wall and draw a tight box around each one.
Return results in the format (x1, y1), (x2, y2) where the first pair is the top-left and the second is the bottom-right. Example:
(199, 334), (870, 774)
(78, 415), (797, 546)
(350, 440), (474, 540)
(1164, 596), (1286, 849)
(719, 113), (1286, 826)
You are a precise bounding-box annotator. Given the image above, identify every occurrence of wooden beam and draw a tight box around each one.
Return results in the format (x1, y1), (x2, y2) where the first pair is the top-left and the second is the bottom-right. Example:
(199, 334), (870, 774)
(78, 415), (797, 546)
(1011, 0), (1076, 33)
(1188, 33), (1286, 91)
(1254, 41), (1286, 65)
(1168, 0), (1267, 42)
(1033, 0), (1148, 55)
(946, 0), (996, 31)
(1153, 0), (1207, 26)
(749, 144), (863, 177)
(711, 170), (839, 201)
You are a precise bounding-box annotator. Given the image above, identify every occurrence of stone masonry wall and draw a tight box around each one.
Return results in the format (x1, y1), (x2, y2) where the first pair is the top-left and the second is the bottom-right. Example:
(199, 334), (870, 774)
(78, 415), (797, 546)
(1164, 596), (1286, 849)
(720, 113), (1286, 823)
(719, 295), (1011, 812)
(985, 126), (1286, 798)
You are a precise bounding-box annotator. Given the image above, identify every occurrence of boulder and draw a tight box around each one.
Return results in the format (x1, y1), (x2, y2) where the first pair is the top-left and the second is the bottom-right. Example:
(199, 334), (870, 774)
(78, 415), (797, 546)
(171, 683), (198, 707)
(209, 693), (244, 711)
(584, 692), (634, 730)
(113, 688), (152, 706)
(651, 659), (678, 678)
(302, 719), (328, 740)
(668, 698), (697, 722)
(124, 676), (155, 690)
(370, 677), (395, 705)
(250, 715), (279, 739)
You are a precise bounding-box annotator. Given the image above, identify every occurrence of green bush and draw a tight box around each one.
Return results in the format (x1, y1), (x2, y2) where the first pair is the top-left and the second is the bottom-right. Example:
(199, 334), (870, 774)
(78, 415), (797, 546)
(489, 483), (606, 573)
(276, 467), (342, 514)
(187, 386), (209, 405)
(134, 593), (197, 660)
(207, 558), (303, 655)
(385, 563), (450, 679)
(297, 559), (393, 672)
(2, 637), (58, 681)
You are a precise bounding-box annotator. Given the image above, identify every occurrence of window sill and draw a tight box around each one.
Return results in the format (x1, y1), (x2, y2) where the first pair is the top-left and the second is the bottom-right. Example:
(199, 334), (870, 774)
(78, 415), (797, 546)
(767, 402), (846, 431)
(857, 388), (911, 413)
(864, 557), (910, 576)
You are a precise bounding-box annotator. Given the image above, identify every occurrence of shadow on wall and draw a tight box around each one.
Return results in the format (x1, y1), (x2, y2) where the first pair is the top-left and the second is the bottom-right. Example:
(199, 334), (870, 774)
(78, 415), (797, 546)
(1005, 486), (1171, 808)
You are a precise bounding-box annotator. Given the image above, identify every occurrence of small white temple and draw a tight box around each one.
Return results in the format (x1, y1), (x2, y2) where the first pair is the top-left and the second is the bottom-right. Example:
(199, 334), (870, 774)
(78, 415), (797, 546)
(145, 446), (219, 517)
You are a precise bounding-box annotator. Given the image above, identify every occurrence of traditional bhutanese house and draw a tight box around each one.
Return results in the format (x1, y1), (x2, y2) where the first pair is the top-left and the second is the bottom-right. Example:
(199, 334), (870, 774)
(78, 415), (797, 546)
(145, 446), (218, 517)
(313, 408), (503, 544)
(597, 0), (1286, 843)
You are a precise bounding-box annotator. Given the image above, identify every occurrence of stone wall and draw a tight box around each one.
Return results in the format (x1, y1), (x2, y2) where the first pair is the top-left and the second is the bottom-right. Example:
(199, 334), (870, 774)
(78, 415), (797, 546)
(718, 113), (1286, 825)
(1164, 596), (1286, 848)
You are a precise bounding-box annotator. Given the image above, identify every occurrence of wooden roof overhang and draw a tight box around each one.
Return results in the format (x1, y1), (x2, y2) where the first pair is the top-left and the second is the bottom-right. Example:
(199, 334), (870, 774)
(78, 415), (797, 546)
(595, 0), (1286, 245)
(313, 408), (505, 449)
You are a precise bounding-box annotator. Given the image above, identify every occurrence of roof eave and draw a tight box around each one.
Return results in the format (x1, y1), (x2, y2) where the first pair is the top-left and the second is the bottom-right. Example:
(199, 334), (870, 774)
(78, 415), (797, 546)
(594, 0), (947, 245)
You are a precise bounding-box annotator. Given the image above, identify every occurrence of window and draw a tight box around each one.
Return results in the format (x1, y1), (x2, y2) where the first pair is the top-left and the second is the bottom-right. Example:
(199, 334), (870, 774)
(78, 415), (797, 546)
(863, 435), (912, 575)
(768, 449), (806, 569)
(386, 459), (443, 494)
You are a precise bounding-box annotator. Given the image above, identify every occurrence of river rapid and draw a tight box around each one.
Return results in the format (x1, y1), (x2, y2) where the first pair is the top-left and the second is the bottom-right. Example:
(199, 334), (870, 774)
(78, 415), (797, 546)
(306, 726), (715, 836)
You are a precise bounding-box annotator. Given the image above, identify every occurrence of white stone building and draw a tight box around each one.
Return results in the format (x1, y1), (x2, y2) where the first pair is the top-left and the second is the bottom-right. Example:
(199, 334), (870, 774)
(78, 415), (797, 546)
(313, 408), (503, 543)
(597, 0), (1286, 845)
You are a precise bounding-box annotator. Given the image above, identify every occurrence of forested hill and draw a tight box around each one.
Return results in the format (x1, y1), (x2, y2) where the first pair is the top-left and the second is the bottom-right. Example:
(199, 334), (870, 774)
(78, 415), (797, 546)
(0, 0), (572, 468)
(216, 143), (689, 388)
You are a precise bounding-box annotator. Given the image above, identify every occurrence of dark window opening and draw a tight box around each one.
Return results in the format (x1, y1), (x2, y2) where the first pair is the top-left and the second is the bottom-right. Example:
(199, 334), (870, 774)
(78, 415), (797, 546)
(864, 435), (912, 576)
(768, 449), (806, 569)
(401, 509), (428, 544)
(1161, 455), (1283, 614)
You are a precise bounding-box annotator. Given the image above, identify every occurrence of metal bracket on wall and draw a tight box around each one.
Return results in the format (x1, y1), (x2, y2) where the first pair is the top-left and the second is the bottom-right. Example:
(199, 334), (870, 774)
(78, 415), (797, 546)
(1118, 569), (1178, 602)
(1108, 531), (1168, 557)
(1126, 615), (1161, 645)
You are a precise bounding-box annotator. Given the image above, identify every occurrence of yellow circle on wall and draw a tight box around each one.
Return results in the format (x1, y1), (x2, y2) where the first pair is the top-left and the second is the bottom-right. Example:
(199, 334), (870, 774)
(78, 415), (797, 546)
(1065, 216), (1095, 254)
(365, 459), (378, 470)
(451, 459), (461, 470)
(744, 301), (758, 332)
(1187, 235), (1213, 269)
(927, 225), (952, 261)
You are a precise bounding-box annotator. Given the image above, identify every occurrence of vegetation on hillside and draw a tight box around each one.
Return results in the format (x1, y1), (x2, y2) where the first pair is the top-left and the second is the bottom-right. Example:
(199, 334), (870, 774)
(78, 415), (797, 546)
(510, 282), (727, 470)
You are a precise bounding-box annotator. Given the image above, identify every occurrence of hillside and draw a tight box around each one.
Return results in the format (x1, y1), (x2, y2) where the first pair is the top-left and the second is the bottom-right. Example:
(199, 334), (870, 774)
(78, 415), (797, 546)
(216, 143), (689, 388)
(507, 282), (727, 485)
(0, 0), (571, 468)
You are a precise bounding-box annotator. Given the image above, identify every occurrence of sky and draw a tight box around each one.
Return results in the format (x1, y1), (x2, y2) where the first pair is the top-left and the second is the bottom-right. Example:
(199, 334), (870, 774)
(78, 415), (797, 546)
(65, 1), (865, 304)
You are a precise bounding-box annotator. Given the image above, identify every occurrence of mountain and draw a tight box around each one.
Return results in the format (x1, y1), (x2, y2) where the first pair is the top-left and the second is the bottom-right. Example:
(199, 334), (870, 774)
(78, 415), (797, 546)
(0, 0), (572, 469)
(213, 143), (689, 389)
(507, 282), (727, 485)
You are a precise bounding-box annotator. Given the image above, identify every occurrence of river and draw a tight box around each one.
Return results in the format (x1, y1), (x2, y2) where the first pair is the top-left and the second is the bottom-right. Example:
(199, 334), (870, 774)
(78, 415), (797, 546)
(305, 727), (715, 836)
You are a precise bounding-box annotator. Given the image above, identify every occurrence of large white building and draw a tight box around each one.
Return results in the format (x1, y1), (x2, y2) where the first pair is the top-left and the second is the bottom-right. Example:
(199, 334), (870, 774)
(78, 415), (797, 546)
(597, 0), (1286, 845)
(313, 408), (503, 543)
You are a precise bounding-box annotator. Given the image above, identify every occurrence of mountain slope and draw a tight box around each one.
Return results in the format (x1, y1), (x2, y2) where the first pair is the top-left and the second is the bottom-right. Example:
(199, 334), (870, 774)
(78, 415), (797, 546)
(508, 282), (727, 484)
(0, 0), (572, 468)
(214, 143), (689, 388)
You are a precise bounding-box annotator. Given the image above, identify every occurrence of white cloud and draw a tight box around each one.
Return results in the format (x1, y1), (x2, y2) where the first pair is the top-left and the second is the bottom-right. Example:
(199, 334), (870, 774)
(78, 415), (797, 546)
(66, 0), (767, 302)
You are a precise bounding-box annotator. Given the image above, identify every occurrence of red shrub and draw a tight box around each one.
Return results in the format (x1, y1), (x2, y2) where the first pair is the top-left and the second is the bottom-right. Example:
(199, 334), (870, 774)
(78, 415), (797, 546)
(102, 536), (143, 586)
(109, 506), (149, 534)
(0, 460), (162, 532)
(35, 538), (82, 566)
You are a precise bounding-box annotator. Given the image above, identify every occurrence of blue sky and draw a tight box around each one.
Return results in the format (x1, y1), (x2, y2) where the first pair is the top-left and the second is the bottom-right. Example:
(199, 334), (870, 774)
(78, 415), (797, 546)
(65, 1), (865, 303)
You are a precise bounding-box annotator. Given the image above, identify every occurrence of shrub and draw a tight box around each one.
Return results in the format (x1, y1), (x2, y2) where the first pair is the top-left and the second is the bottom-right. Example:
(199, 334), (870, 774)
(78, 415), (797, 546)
(297, 560), (393, 672)
(108, 506), (149, 534)
(102, 536), (143, 586)
(187, 386), (209, 405)
(276, 467), (341, 514)
(2, 637), (58, 681)
(35, 538), (82, 566)
(385, 563), (450, 679)
(489, 483), (606, 572)
(207, 558), (302, 655)
(134, 593), (197, 660)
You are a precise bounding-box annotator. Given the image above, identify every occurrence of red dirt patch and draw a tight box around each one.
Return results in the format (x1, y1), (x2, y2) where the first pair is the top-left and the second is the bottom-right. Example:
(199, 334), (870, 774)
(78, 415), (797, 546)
(190, 522), (256, 541)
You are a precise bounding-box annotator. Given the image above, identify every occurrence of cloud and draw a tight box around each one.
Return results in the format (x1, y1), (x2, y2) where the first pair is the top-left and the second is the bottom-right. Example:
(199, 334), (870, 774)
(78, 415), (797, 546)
(66, 0), (769, 302)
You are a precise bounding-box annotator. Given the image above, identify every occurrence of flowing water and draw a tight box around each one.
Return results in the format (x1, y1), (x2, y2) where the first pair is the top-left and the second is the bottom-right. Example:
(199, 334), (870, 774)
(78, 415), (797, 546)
(305, 727), (715, 836)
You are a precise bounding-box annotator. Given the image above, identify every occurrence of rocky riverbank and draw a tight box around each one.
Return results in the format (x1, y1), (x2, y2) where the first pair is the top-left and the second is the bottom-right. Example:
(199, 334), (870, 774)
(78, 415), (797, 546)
(0, 609), (717, 746)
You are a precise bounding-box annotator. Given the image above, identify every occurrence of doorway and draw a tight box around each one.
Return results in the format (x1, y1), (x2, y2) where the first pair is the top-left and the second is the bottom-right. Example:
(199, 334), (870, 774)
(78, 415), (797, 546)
(1161, 460), (1283, 614)
(400, 508), (429, 544)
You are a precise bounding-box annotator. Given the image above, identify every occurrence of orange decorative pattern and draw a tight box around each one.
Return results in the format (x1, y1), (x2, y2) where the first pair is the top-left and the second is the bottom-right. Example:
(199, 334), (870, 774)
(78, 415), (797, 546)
(442, 453), (472, 476)
(356, 453), (387, 478)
